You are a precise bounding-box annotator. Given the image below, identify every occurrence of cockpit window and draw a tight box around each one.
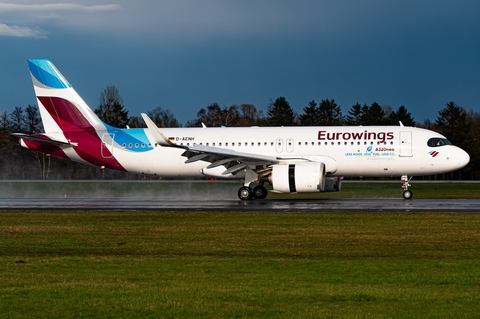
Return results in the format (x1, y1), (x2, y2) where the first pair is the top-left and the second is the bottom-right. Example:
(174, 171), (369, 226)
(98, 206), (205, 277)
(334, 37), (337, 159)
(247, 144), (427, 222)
(427, 138), (452, 147)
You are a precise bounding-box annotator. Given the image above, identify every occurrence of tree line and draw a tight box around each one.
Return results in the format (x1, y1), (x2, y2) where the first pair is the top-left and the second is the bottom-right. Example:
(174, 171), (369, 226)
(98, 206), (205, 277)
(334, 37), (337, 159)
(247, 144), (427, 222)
(1, 85), (479, 180)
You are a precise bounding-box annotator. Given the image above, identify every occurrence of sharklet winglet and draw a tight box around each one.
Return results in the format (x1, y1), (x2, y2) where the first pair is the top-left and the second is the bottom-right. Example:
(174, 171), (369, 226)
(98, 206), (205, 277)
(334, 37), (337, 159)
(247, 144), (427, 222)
(141, 113), (186, 149)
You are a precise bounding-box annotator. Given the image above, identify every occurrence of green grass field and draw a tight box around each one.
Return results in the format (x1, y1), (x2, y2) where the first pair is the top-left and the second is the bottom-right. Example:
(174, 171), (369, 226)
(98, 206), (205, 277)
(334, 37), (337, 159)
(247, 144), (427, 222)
(1, 211), (480, 318)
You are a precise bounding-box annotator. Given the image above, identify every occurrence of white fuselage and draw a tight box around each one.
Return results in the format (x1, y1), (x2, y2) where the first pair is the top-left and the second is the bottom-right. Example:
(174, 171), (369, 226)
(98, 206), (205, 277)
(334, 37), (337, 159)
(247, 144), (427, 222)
(99, 125), (469, 179)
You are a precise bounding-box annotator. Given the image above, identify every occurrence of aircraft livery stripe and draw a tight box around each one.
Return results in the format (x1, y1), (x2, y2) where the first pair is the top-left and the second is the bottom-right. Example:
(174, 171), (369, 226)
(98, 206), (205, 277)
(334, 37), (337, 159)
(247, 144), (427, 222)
(28, 59), (71, 89)
(38, 96), (127, 171)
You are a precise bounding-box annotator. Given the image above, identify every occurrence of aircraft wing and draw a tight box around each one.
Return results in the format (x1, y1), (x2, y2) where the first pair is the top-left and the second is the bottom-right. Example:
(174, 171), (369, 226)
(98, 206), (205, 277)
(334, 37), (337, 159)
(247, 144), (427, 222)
(181, 144), (279, 174)
(141, 113), (279, 175)
(11, 133), (76, 147)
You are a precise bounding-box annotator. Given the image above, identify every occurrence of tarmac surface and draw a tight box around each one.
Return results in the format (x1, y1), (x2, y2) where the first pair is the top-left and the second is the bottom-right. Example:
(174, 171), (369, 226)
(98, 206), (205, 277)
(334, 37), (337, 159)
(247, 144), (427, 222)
(1, 197), (479, 212)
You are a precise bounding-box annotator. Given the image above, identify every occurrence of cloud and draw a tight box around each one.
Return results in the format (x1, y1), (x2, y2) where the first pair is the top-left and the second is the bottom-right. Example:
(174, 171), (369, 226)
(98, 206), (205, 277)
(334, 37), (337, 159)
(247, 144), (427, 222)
(0, 23), (48, 38)
(0, 3), (121, 13)
(0, 2), (122, 38)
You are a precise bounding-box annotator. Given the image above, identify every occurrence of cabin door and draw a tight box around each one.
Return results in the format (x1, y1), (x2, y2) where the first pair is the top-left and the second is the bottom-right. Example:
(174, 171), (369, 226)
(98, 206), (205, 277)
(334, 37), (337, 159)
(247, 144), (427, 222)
(101, 133), (115, 159)
(399, 131), (412, 157)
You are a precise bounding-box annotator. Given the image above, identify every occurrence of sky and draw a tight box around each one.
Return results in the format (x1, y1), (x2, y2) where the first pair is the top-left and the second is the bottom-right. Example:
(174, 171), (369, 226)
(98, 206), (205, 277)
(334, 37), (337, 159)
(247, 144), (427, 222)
(1, 0), (480, 126)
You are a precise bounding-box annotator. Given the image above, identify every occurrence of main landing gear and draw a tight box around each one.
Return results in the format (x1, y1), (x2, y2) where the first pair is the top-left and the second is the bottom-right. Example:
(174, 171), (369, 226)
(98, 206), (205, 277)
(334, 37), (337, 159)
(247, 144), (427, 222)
(238, 184), (268, 200)
(237, 167), (268, 200)
(401, 175), (413, 199)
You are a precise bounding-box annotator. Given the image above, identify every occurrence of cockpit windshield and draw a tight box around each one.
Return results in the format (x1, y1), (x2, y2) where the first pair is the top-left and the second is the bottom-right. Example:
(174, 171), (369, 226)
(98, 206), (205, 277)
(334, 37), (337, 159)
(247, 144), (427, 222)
(427, 138), (452, 147)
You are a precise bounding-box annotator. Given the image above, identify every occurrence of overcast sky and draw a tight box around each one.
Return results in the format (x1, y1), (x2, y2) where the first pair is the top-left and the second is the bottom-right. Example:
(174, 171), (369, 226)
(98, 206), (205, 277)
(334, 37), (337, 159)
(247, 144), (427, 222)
(1, 0), (480, 125)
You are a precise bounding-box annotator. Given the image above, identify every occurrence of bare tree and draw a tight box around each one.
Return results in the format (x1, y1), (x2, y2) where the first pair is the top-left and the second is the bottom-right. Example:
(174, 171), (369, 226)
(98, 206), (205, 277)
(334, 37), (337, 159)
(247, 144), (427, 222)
(147, 106), (180, 127)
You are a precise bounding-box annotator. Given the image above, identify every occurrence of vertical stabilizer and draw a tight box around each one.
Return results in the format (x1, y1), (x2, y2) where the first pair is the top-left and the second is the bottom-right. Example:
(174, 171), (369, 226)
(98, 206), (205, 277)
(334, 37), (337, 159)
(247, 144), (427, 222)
(28, 59), (105, 133)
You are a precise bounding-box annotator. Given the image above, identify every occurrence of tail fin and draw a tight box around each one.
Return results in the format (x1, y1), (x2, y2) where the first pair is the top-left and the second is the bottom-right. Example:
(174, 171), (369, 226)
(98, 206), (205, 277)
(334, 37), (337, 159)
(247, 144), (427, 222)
(28, 59), (105, 133)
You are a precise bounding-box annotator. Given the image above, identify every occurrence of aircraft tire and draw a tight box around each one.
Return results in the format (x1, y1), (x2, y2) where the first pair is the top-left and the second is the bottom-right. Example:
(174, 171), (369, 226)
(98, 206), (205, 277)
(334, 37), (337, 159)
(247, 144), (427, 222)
(238, 186), (253, 200)
(402, 190), (413, 200)
(253, 185), (268, 199)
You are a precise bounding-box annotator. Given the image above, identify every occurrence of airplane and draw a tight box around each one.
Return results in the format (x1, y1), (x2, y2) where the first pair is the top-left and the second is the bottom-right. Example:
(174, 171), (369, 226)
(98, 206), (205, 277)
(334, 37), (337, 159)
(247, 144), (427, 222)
(12, 59), (470, 200)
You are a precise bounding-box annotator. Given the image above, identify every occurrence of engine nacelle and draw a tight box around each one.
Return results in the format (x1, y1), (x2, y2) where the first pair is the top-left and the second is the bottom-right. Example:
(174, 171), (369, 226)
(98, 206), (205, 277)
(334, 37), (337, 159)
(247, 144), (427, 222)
(270, 162), (325, 193)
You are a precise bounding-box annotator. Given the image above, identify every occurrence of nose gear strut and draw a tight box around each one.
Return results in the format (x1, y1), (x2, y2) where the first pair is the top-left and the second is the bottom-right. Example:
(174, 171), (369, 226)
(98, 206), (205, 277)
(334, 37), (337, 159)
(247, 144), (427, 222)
(401, 175), (413, 199)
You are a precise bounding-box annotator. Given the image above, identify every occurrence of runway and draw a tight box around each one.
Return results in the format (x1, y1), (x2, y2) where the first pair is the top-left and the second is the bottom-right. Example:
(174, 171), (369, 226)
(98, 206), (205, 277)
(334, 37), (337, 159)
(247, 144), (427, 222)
(1, 197), (479, 212)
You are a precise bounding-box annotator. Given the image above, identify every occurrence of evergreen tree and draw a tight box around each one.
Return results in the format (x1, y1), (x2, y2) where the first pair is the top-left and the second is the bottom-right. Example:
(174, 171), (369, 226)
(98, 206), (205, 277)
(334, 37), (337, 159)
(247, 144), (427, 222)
(359, 102), (385, 125)
(346, 102), (362, 125)
(434, 101), (470, 149)
(267, 96), (296, 126)
(317, 98), (343, 126)
(299, 100), (318, 126)
(95, 85), (129, 127)
(386, 105), (415, 126)
(435, 101), (472, 179)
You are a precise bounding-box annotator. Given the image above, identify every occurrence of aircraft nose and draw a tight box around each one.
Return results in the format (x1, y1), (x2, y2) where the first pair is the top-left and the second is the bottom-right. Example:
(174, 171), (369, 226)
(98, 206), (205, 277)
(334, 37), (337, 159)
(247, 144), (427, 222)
(455, 148), (470, 169)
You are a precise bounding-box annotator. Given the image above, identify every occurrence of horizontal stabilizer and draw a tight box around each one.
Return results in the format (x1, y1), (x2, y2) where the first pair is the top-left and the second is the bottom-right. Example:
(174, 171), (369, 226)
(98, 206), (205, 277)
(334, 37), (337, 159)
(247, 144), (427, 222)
(11, 133), (76, 147)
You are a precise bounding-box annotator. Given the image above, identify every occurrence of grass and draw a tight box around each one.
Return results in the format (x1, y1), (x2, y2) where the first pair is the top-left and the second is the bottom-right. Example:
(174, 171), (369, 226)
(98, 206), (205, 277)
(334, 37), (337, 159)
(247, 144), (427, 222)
(1, 211), (480, 318)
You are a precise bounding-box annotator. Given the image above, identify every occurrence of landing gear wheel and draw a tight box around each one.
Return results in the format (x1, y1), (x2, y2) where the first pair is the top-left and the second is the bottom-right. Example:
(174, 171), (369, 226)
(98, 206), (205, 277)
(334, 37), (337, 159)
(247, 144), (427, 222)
(238, 186), (253, 200)
(402, 190), (413, 200)
(253, 185), (268, 199)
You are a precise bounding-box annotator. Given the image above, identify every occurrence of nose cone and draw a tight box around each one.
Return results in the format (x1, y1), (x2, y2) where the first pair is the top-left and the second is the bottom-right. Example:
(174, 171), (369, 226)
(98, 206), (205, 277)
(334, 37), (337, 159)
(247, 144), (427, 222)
(455, 148), (470, 169)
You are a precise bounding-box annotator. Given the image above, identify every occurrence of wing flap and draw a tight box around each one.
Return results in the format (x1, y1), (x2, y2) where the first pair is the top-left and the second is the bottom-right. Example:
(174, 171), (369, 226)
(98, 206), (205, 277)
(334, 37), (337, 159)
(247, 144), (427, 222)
(185, 144), (279, 165)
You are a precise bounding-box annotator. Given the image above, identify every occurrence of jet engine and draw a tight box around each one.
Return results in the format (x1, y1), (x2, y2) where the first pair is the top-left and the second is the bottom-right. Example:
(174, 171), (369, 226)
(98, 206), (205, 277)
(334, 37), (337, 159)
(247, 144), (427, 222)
(269, 162), (326, 193)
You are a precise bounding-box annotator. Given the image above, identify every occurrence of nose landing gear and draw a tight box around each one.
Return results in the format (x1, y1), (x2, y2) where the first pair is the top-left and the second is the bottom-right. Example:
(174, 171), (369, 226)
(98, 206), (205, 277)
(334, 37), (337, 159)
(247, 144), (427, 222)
(401, 175), (413, 199)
